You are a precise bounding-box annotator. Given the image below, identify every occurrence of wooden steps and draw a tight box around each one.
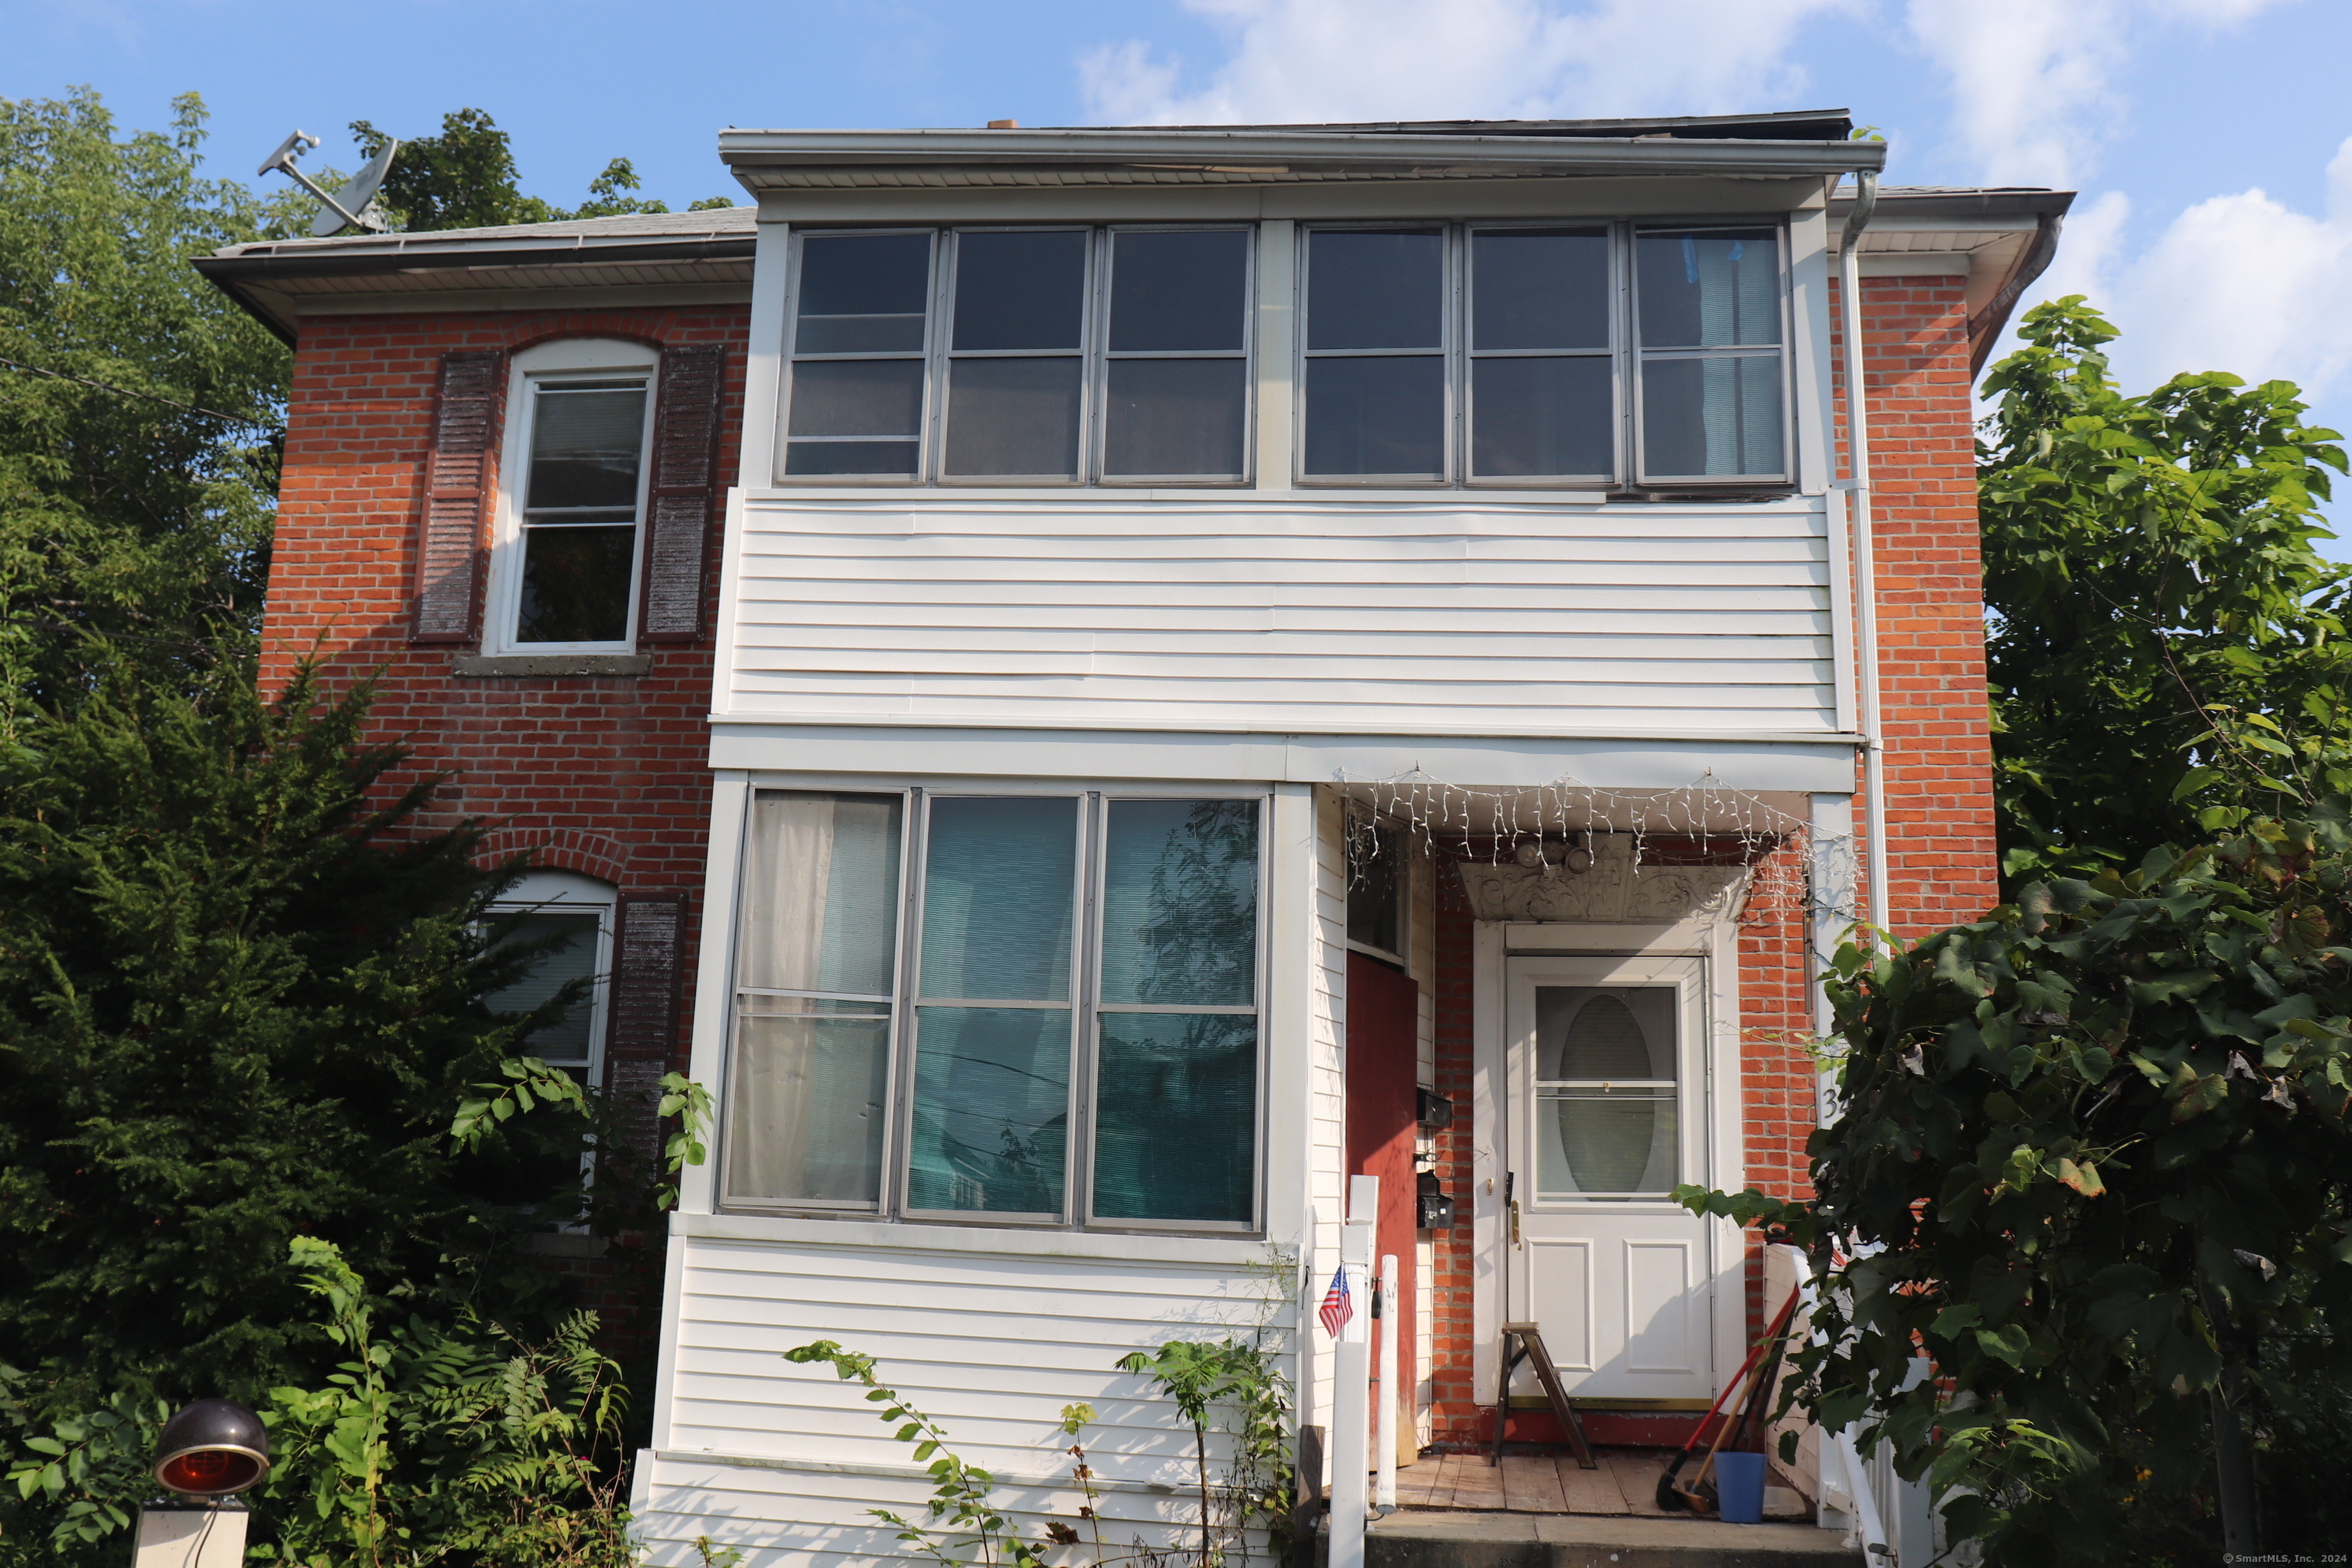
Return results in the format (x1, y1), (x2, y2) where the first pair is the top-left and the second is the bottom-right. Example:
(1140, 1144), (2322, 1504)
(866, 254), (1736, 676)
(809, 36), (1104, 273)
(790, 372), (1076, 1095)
(1391, 1449), (1808, 1523)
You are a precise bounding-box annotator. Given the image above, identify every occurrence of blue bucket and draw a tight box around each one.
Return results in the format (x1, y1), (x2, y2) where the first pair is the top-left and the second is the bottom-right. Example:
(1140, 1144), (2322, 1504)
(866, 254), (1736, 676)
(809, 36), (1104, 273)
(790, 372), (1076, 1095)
(1714, 1451), (1766, 1524)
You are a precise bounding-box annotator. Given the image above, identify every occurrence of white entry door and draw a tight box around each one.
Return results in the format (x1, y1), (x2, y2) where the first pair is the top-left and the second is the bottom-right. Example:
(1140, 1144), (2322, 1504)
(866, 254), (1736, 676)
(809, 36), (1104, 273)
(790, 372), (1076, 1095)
(1504, 953), (1717, 1403)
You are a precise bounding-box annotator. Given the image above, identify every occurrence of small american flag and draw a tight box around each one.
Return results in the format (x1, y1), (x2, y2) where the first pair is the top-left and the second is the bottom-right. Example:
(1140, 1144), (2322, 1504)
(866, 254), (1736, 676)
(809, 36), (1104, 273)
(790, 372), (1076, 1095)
(1318, 1265), (1354, 1338)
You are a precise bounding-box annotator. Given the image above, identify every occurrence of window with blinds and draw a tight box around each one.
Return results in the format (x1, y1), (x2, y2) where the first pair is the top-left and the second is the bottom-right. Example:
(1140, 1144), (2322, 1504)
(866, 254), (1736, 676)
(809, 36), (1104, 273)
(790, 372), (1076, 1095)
(720, 788), (1265, 1231)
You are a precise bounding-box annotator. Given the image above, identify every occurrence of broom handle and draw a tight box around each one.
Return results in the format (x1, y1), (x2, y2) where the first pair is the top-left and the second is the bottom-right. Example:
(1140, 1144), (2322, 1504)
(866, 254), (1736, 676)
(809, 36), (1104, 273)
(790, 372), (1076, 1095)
(1687, 1288), (1802, 1454)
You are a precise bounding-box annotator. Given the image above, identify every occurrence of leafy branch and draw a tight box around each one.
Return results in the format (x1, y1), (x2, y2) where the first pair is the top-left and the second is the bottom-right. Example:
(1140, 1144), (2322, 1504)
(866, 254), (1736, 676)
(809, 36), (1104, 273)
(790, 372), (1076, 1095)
(447, 1056), (593, 1152)
(654, 1072), (714, 1210)
(782, 1340), (1042, 1567)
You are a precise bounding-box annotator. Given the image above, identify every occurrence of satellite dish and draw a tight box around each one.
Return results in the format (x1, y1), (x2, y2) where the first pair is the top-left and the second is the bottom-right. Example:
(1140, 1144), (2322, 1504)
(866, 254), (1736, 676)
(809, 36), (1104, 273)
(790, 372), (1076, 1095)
(256, 129), (396, 237)
(311, 140), (397, 237)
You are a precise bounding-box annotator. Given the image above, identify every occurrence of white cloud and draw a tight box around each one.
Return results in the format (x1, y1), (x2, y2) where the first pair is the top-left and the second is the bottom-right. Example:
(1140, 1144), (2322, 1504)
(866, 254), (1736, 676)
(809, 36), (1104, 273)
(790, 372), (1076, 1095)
(2092, 137), (2352, 407)
(1903, 0), (2126, 188)
(1078, 0), (1855, 128)
(2148, 0), (2299, 21)
(1905, 0), (2305, 188)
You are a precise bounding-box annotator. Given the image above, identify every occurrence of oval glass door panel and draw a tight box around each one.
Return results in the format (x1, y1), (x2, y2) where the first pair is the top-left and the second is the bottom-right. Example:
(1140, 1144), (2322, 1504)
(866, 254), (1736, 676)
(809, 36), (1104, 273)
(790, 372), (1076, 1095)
(1535, 986), (1678, 1197)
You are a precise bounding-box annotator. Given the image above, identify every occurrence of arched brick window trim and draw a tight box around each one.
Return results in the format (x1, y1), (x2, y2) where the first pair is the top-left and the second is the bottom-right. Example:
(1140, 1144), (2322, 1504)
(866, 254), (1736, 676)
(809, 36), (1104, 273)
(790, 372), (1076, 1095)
(472, 829), (631, 887)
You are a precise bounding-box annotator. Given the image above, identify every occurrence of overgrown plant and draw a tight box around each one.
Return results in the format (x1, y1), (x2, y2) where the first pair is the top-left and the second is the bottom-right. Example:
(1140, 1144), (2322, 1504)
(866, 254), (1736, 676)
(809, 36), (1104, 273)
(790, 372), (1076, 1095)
(1115, 1339), (1293, 1566)
(1978, 297), (2350, 888)
(2, 1390), (168, 1555)
(783, 1339), (1044, 1567)
(255, 1236), (639, 1567)
(1678, 807), (2352, 1565)
(785, 1336), (1293, 1568)
(0, 656), (593, 1420)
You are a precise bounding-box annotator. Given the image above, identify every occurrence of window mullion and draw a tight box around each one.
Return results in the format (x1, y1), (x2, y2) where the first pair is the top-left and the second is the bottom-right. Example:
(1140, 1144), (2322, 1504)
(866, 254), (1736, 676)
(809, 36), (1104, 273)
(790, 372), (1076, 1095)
(1439, 222), (1458, 484)
(926, 230), (952, 484)
(889, 786), (929, 1218)
(1617, 220), (1637, 488)
(1086, 227), (1109, 485)
(1072, 791), (1104, 1226)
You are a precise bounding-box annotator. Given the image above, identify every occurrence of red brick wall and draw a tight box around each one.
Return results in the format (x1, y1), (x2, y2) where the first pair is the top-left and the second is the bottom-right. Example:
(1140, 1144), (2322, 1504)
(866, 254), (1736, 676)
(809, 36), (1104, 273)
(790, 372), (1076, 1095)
(1840, 275), (2003, 936)
(263, 304), (751, 1326)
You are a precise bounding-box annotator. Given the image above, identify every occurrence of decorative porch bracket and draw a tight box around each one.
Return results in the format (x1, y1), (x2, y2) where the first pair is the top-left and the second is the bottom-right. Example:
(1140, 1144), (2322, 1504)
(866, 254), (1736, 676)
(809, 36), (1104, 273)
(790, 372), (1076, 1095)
(1454, 835), (1750, 923)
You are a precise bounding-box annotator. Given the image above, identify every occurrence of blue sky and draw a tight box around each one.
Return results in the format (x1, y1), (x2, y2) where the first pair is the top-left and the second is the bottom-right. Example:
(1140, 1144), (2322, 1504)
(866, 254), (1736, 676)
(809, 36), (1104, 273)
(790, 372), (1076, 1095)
(11, 0), (2352, 508)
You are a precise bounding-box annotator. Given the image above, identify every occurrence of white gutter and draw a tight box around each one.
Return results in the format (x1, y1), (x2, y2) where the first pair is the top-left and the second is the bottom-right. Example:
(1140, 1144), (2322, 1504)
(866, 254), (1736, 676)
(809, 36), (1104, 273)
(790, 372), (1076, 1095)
(1838, 172), (1893, 942)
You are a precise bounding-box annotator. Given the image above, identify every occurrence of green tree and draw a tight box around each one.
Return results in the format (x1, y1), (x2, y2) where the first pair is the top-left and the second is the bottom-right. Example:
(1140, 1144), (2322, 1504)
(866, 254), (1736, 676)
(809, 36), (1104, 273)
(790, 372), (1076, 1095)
(1683, 811), (2352, 1563)
(351, 109), (738, 231)
(350, 107), (553, 230)
(0, 659), (586, 1419)
(0, 90), (296, 722)
(1981, 298), (2351, 888)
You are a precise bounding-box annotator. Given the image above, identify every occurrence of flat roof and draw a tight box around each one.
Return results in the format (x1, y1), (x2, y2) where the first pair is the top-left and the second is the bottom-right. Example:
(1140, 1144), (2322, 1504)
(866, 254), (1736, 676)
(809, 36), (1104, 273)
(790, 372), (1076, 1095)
(716, 113), (1888, 191)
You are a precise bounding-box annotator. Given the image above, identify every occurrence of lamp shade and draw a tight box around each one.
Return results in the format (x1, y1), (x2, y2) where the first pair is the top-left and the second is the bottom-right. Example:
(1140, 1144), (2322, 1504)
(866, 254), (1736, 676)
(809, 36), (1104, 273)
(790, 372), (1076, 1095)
(152, 1400), (270, 1496)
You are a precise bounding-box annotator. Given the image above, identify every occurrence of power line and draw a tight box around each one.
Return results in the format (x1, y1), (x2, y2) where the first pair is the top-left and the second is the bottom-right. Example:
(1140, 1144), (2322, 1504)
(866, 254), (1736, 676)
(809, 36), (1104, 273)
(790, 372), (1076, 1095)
(0, 354), (282, 431)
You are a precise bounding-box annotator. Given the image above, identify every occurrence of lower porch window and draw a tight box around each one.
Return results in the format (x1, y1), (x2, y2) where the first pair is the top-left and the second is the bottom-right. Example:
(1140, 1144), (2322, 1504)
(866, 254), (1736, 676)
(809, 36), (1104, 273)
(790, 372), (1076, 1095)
(722, 788), (1264, 1230)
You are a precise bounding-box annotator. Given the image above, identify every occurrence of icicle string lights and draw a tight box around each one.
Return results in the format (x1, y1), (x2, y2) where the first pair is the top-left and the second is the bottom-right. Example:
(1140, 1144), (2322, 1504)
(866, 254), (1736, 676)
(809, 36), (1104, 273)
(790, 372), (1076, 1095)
(1338, 767), (1839, 923)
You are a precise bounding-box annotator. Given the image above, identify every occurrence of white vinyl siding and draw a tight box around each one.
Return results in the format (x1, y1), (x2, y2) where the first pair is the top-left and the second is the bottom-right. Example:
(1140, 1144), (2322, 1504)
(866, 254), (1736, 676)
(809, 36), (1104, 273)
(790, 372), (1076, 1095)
(639, 1231), (1291, 1564)
(720, 497), (1836, 737)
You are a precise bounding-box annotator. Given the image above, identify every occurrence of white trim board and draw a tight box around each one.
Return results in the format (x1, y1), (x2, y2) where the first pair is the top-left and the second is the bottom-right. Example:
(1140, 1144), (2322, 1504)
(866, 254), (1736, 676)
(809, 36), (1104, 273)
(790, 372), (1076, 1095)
(707, 726), (1861, 793)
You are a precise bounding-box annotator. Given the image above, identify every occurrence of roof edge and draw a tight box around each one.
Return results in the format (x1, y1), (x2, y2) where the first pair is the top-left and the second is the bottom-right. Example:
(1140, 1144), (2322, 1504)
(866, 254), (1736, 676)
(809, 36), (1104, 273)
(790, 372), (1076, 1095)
(717, 126), (1889, 182)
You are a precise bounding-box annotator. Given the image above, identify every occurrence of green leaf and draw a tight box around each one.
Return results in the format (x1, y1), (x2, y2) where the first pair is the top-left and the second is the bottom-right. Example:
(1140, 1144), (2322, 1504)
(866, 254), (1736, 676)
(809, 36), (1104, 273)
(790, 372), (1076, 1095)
(1976, 1324), (2034, 1369)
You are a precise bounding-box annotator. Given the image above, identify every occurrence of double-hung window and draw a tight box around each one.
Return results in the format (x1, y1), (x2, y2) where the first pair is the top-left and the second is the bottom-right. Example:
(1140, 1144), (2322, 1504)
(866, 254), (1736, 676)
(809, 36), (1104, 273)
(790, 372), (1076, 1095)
(780, 226), (1254, 485)
(724, 789), (1265, 1230)
(1298, 221), (1789, 488)
(491, 340), (658, 649)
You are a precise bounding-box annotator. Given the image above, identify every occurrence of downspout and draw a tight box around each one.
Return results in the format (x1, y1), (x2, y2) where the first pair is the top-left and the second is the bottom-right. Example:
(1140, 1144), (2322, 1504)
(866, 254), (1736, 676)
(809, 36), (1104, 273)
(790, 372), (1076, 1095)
(1838, 173), (1892, 942)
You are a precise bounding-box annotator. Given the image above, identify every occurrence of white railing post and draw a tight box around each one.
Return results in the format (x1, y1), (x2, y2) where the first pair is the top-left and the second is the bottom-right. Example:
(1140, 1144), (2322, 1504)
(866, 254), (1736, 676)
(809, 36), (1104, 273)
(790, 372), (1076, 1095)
(1329, 1176), (1376, 1568)
(1375, 1252), (1399, 1512)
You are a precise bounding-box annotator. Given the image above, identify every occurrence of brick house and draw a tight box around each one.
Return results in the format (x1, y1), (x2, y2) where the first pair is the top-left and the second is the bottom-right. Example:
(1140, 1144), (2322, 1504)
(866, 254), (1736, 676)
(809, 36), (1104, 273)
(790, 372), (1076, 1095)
(198, 112), (2067, 1563)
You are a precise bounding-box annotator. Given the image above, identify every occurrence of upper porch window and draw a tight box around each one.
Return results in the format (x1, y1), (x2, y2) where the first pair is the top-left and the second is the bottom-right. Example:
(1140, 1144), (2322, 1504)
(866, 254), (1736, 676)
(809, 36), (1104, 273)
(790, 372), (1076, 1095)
(774, 218), (1791, 492)
(781, 225), (1253, 485)
(1300, 222), (1790, 486)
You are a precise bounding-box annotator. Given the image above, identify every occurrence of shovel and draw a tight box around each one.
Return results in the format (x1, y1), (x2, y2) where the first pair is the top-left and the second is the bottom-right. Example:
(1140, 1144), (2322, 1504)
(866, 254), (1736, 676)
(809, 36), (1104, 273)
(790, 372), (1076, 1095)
(1656, 1287), (1799, 1512)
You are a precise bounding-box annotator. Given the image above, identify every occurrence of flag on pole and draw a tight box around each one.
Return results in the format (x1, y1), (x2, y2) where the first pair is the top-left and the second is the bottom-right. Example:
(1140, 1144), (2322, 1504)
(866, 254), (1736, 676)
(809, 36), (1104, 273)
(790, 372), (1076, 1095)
(1318, 1264), (1354, 1338)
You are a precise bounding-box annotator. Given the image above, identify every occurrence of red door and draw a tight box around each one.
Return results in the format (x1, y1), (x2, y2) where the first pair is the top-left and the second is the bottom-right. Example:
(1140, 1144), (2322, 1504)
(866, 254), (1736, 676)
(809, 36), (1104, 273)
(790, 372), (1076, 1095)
(1345, 950), (1420, 1461)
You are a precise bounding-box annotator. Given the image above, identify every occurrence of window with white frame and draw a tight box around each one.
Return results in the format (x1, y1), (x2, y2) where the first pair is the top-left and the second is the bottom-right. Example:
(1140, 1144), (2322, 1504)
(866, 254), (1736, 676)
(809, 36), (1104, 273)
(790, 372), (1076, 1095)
(1298, 221), (1789, 487)
(779, 226), (1254, 485)
(480, 870), (615, 1086)
(489, 340), (658, 649)
(723, 789), (1265, 1230)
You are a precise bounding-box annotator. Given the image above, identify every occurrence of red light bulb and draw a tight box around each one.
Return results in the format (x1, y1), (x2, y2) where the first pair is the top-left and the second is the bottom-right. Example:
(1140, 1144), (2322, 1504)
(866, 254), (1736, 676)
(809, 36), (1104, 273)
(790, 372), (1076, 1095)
(158, 1449), (261, 1494)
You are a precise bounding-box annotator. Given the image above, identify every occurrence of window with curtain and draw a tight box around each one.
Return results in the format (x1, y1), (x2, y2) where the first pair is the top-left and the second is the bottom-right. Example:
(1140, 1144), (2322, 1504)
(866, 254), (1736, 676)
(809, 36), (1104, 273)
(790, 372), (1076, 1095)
(1297, 220), (1788, 488)
(721, 789), (1265, 1230)
(781, 226), (1254, 485)
(727, 792), (904, 1208)
(1634, 227), (1788, 482)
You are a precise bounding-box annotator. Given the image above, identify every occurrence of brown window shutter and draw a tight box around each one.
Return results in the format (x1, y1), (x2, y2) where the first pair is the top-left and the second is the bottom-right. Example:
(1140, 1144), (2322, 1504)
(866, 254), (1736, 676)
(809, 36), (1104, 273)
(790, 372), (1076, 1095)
(411, 349), (507, 642)
(637, 343), (727, 642)
(605, 893), (688, 1161)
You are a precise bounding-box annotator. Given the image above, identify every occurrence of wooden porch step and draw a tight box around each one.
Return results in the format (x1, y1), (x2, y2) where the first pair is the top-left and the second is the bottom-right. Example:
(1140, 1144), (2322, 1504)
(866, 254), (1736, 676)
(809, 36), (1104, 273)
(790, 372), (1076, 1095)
(1351, 1509), (1860, 1567)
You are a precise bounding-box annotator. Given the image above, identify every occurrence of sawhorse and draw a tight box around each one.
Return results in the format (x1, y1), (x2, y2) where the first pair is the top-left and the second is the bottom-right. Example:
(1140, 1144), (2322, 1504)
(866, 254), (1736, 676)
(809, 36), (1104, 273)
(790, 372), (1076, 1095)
(1491, 1321), (1597, 1470)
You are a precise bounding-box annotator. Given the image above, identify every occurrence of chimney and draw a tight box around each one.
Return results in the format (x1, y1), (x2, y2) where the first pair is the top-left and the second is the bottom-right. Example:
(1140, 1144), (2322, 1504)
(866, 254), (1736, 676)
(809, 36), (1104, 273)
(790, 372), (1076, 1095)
(986, 119), (1019, 129)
